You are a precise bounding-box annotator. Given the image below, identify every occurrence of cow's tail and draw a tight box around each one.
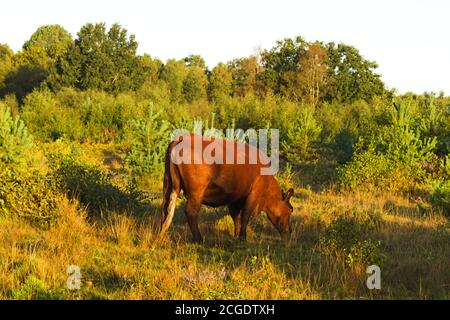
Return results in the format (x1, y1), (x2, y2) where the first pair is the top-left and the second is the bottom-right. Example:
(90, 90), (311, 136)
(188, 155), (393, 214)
(159, 137), (183, 237)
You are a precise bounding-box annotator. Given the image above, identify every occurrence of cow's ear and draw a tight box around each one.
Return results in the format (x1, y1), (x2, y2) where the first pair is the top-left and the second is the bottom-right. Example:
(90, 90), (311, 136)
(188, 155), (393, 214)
(283, 188), (294, 202)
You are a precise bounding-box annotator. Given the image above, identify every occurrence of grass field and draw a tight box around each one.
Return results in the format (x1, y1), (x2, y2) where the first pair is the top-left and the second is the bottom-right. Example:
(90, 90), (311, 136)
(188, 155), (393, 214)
(1, 5), (449, 303)
(1, 142), (448, 300)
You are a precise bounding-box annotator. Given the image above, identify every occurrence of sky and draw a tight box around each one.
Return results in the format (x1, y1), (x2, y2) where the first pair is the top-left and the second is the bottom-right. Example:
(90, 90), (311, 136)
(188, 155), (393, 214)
(1, 0), (449, 94)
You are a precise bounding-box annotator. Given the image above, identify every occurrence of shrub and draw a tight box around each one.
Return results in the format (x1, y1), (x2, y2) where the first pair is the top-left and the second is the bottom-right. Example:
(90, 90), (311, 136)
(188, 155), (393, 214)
(0, 103), (33, 165)
(281, 107), (321, 162)
(77, 90), (122, 142)
(214, 94), (277, 131)
(319, 211), (385, 267)
(346, 239), (384, 266)
(338, 102), (438, 190)
(21, 89), (168, 143)
(136, 80), (172, 107)
(124, 108), (171, 177)
(337, 142), (393, 190)
(431, 180), (450, 216)
(21, 89), (84, 141)
(332, 129), (354, 164)
(0, 165), (61, 227)
(12, 276), (62, 300)
(54, 157), (144, 216)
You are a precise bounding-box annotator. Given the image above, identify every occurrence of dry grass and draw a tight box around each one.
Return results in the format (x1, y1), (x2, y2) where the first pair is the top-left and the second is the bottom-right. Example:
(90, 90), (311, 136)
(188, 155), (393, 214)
(0, 185), (448, 300)
(1, 141), (448, 299)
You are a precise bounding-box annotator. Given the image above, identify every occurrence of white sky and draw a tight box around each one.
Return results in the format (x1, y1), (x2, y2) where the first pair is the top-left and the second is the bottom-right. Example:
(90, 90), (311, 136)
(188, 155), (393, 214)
(1, 0), (449, 94)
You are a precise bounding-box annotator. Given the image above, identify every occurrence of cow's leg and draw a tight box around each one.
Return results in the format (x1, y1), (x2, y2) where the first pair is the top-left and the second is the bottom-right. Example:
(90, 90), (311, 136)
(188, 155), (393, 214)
(185, 196), (204, 244)
(239, 177), (267, 241)
(239, 209), (251, 241)
(239, 195), (259, 241)
(233, 214), (241, 239)
(228, 204), (242, 238)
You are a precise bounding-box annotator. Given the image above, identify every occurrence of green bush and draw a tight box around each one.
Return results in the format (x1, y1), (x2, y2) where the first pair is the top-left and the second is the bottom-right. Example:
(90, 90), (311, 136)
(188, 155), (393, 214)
(281, 107), (322, 162)
(214, 94), (283, 131)
(124, 108), (171, 177)
(332, 130), (354, 164)
(0, 104), (61, 227)
(77, 90), (122, 142)
(346, 239), (384, 266)
(431, 180), (450, 216)
(12, 276), (62, 300)
(0, 165), (61, 227)
(338, 102), (438, 190)
(20, 88), (189, 144)
(319, 211), (385, 267)
(0, 103), (33, 165)
(338, 143), (393, 190)
(21, 89), (84, 141)
(54, 157), (143, 216)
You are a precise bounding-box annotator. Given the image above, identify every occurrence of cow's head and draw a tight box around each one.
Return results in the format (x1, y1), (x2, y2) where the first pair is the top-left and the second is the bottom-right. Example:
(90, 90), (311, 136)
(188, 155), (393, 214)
(266, 188), (294, 238)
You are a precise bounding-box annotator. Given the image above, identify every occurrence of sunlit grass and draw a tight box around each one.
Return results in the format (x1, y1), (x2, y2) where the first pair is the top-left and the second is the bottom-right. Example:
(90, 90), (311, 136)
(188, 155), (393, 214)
(0, 142), (448, 300)
(1, 187), (448, 299)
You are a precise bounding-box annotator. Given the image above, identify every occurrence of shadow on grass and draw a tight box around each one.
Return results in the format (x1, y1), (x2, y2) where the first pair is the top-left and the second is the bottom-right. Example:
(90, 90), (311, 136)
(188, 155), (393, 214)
(55, 159), (157, 221)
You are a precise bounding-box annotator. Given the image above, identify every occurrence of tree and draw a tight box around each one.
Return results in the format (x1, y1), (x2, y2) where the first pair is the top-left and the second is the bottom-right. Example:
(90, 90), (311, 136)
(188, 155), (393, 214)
(184, 54), (206, 69)
(228, 56), (260, 97)
(0, 44), (13, 62)
(1, 65), (47, 102)
(54, 23), (143, 93)
(23, 25), (72, 60)
(1, 45), (49, 102)
(208, 63), (232, 101)
(0, 44), (14, 90)
(182, 67), (208, 103)
(325, 43), (385, 103)
(20, 25), (73, 93)
(52, 41), (81, 90)
(140, 54), (163, 84)
(0, 102), (33, 165)
(160, 59), (188, 102)
(182, 54), (208, 102)
(1, 30), (60, 101)
(281, 107), (322, 162)
(297, 42), (329, 107)
(261, 37), (385, 104)
(260, 36), (306, 95)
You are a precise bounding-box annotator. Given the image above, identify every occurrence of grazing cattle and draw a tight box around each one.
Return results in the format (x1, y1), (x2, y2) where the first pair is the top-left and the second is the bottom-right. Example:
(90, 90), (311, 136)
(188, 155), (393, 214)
(159, 134), (294, 243)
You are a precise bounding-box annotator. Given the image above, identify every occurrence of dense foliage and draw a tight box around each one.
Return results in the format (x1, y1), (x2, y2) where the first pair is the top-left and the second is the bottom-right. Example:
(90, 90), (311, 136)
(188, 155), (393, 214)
(0, 22), (449, 218)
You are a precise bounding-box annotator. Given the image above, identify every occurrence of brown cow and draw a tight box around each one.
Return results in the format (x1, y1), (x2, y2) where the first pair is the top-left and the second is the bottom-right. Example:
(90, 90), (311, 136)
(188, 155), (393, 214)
(159, 134), (294, 243)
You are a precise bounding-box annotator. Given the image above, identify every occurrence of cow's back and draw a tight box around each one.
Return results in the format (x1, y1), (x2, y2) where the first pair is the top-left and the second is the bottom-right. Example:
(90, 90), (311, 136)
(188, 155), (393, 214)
(171, 134), (272, 206)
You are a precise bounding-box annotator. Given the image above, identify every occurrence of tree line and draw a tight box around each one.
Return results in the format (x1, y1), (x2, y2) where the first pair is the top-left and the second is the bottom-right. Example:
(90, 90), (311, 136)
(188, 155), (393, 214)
(0, 23), (387, 105)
